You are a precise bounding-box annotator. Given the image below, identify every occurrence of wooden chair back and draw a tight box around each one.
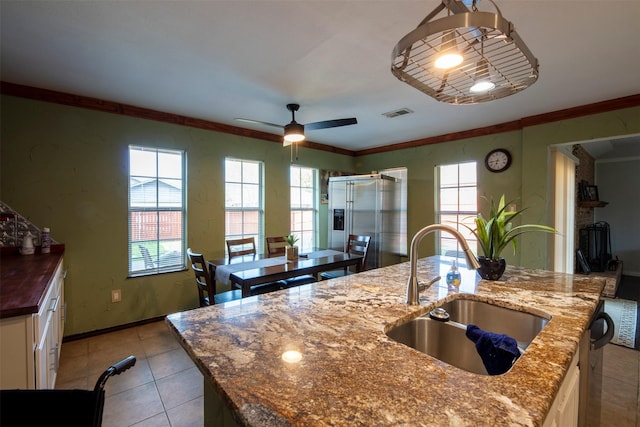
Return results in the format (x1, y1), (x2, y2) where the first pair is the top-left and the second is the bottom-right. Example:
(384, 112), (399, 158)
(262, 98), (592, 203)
(319, 234), (372, 281)
(265, 236), (287, 257)
(187, 248), (216, 307)
(347, 234), (371, 271)
(226, 237), (257, 258)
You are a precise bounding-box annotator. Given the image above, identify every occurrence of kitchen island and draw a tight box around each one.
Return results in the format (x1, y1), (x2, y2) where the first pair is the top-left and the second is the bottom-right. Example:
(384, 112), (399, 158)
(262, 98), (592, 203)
(165, 256), (605, 426)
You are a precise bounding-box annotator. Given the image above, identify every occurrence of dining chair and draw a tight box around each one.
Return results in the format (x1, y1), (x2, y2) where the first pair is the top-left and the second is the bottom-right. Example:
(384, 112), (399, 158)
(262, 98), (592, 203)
(265, 236), (287, 257)
(139, 245), (155, 269)
(225, 237), (290, 295)
(265, 236), (316, 287)
(226, 237), (257, 258)
(187, 248), (242, 306)
(320, 234), (371, 280)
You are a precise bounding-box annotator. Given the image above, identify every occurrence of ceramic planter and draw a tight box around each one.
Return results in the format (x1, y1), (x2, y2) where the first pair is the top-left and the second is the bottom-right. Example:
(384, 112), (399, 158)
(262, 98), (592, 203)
(477, 256), (506, 280)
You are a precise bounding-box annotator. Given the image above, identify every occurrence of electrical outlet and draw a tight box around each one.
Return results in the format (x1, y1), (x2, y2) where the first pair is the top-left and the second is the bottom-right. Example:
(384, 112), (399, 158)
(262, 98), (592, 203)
(111, 289), (121, 303)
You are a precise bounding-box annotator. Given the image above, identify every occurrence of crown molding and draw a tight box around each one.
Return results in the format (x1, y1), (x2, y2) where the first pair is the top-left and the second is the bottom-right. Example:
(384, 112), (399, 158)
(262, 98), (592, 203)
(357, 94), (640, 156)
(2, 81), (638, 158)
(0, 81), (356, 157)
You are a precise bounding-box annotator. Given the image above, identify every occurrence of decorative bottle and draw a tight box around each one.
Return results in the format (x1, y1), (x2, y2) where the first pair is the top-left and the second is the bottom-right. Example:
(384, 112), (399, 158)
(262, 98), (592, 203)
(41, 227), (51, 254)
(446, 260), (461, 287)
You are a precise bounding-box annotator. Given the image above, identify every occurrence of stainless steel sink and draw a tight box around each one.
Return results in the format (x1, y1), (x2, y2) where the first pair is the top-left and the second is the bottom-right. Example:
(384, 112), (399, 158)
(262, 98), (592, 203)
(386, 298), (550, 375)
(438, 299), (550, 346)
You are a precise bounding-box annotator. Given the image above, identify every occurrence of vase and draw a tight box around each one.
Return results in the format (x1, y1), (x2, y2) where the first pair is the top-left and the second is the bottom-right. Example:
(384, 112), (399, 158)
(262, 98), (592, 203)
(286, 246), (299, 261)
(477, 256), (506, 280)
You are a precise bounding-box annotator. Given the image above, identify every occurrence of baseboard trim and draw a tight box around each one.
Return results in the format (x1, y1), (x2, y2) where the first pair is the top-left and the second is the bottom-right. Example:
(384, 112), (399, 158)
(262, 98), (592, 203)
(62, 315), (167, 343)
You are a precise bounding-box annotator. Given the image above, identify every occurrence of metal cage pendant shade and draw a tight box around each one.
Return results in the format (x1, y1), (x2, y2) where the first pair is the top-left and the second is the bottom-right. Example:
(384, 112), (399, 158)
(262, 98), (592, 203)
(391, 0), (538, 104)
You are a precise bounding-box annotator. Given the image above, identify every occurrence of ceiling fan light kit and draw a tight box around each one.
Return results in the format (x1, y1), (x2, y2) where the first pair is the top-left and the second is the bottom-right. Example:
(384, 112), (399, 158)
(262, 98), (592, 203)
(391, 0), (538, 104)
(236, 103), (357, 147)
(283, 122), (305, 145)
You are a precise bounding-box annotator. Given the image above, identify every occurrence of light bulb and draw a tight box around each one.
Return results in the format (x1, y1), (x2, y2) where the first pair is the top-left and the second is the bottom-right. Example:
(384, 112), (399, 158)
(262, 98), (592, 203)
(284, 133), (305, 143)
(434, 31), (463, 70)
(470, 80), (495, 93)
(435, 53), (464, 69)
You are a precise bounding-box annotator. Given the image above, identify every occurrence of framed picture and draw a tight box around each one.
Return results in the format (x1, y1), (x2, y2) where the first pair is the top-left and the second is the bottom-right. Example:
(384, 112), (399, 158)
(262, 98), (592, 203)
(585, 185), (599, 201)
(578, 180), (588, 201)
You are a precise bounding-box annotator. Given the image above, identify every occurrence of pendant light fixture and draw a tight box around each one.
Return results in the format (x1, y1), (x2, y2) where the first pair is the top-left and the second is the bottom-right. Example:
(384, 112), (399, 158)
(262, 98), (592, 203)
(469, 35), (495, 93)
(391, 0), (538, 104)
(469, 60), (495, 93)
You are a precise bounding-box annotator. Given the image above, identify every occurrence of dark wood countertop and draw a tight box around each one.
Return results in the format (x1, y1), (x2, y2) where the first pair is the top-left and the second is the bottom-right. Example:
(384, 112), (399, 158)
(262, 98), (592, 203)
(0, 245), (65, 319)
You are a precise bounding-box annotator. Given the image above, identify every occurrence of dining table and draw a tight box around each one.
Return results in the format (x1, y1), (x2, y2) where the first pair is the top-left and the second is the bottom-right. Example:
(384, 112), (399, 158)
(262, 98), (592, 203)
(208, 249), (363, 297)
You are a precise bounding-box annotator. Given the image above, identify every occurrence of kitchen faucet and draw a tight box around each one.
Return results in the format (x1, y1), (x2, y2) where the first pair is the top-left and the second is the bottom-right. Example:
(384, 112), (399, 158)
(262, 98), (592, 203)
(406, 224), (480, 305)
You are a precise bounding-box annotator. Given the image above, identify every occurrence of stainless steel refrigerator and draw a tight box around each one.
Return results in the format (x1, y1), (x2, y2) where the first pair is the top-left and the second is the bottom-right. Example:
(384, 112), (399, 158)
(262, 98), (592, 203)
(327, 173), (406, 270)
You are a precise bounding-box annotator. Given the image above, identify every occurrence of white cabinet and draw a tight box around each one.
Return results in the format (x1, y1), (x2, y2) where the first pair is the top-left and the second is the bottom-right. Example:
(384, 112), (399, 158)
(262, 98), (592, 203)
(0, 257), (65, 389)
(35, 264), (65, 389)
(544, 349), (580, 427)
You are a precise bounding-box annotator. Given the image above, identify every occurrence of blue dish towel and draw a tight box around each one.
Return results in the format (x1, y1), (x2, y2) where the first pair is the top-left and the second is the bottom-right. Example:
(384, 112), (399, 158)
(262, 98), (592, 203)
(466, 324), (521, 375)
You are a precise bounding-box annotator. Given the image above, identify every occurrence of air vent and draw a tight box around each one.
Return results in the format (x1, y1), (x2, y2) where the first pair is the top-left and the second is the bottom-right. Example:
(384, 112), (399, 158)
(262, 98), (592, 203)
(382, 108), (414, 118)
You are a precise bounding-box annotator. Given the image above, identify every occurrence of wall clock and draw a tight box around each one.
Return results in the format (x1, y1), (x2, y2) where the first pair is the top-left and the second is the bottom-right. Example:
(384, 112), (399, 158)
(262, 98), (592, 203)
(485, 148), (512, 173)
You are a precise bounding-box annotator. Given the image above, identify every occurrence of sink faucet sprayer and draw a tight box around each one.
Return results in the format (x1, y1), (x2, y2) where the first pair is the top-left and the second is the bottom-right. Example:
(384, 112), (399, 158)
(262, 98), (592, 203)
(406, 224), (480, 305)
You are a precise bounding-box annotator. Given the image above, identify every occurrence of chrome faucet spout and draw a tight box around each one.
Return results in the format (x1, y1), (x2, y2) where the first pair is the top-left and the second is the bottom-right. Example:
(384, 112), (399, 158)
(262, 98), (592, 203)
(406, 224), (480, 305)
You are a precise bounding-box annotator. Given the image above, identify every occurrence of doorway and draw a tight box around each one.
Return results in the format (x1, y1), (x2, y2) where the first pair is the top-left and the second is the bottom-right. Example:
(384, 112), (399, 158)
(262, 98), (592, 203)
(549, 147), (577, 273)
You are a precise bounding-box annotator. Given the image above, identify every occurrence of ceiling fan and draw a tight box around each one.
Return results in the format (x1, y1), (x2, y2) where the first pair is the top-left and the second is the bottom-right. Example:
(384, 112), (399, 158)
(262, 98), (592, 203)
(236, 103), (357, 147)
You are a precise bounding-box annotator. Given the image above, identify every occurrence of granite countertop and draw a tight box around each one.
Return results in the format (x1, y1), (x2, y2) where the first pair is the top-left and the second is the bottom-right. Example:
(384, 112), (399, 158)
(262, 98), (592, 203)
(166, 256), (605, 426)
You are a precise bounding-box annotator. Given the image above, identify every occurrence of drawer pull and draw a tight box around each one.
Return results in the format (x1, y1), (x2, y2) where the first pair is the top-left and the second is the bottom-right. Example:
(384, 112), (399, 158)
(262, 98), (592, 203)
(48, 295), (60, 313)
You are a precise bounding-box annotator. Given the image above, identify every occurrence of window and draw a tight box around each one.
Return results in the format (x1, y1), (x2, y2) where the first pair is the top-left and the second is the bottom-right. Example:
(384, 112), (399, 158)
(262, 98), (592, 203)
(129, 146), (185, 275)
(436, 162), (477, 256)
(225, 158), (263, 252)
(290, 165), (317, 252)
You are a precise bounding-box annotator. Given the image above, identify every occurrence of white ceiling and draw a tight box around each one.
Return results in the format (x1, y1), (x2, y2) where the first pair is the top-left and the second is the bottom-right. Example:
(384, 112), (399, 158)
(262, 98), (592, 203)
(1, 0), (639, 154)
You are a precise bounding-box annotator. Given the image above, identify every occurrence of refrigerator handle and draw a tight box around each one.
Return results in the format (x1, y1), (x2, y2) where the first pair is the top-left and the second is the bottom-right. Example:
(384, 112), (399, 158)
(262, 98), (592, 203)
(345, 181), (353, 252)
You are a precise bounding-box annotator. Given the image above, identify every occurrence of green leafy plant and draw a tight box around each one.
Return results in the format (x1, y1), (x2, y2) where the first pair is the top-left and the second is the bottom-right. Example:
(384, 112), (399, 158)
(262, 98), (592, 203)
(285, 234), (299, 247)
(462, 194), (557, 260)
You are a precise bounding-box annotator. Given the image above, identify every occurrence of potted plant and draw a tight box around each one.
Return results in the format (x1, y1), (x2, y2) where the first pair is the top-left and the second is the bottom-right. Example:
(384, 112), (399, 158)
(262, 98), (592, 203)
(285, 234), (299, 261)
(462, 195), (557, 280)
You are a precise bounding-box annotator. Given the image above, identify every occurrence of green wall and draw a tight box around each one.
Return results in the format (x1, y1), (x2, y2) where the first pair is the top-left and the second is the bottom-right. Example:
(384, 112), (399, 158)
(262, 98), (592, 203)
(2, 93), (638, 336)
(355, 108), (640, 268)
(0, 96), (353, 336)
(355, 132), (523, 263)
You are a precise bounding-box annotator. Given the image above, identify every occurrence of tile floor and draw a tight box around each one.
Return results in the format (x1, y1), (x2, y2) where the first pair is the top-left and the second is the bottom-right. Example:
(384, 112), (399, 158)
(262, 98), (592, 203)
(57, 320), (640, 427)
(56, 320), (203, 427)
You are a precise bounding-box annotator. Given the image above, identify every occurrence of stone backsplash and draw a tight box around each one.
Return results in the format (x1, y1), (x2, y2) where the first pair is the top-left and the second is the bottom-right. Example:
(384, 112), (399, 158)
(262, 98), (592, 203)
(0, 200), (58, 247)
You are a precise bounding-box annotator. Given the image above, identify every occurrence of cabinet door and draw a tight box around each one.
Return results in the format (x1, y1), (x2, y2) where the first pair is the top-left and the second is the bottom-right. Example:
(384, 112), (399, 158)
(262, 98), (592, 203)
(0, 316), (34, 388)
(35, 312), (54, 389)
(57, 265), (65, 341)
(544, 351), (580, 427)
(35, 260), (64, 389)
(50, 265), (64, 379)
(559, 366), (580, 426)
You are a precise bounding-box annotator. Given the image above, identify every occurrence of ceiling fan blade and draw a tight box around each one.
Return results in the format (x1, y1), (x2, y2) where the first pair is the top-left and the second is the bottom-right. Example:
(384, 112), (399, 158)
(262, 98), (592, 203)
(235, 118), (284, 129)
(304, 118), (357, 131)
